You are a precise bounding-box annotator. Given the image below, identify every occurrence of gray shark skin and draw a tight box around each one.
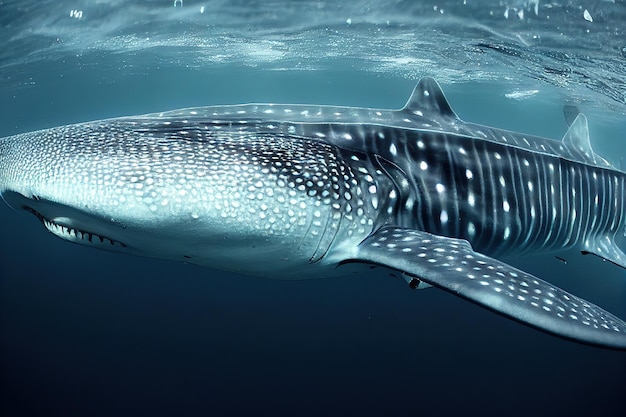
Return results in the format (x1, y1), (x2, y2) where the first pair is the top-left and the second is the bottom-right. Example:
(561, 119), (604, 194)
(1, 78), (625, 349)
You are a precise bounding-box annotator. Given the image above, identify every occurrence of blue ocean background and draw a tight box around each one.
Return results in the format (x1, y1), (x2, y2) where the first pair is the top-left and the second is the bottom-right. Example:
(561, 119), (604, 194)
(1, 1), (625, 416)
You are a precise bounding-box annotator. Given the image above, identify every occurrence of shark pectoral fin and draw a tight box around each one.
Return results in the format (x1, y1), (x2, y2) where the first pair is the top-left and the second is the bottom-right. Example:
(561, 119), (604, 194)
(356, 227), (626, 349)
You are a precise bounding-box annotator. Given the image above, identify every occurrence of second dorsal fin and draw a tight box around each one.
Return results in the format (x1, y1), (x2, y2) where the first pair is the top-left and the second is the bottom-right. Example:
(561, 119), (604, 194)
(563, 104), (580, 127)
(402, 77), (458, 118)
(562, 113), (595, 162)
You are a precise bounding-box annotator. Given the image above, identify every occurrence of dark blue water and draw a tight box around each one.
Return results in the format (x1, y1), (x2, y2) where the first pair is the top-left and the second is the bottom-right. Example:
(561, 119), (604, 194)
(1, 1), (625, 416)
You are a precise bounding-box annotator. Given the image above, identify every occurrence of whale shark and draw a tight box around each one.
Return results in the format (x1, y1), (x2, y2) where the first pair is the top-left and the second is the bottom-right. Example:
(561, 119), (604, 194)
(1, 78), (625, 349)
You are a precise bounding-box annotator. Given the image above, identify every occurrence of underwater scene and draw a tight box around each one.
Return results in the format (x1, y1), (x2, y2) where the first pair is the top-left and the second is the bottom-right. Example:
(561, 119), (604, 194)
(1, 1), (625, 416)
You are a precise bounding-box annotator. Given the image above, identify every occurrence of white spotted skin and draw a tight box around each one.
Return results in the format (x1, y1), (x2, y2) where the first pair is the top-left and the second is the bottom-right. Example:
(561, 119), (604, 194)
(392, 131), (626, 259)
(0, 119), (381, 278)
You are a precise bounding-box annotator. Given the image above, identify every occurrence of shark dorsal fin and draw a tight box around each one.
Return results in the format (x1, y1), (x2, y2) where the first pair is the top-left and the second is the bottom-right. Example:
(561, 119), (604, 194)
(402, 77), (458, 118)
(563, 104), (580, 127)
(562, 113), (595, 161)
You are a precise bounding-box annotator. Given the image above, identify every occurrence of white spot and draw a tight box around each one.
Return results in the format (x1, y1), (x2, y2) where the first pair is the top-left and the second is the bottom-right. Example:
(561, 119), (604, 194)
(468, 193), (475, 207)
(495, 152), (501, 160)
(499, 176), (506, 187)
(436, 183), (445, 193)
(440, 210), (449, 224)
(465, 169), (473, 180)
(583, 9), (593, 22)
(504, 227), (511, 240)
(389, 143), (397, 156)
(467, 222), (476, 237)
(503, 201), (510, 212)
(420, 161), (428, 171)
(527, 181), (534, 192)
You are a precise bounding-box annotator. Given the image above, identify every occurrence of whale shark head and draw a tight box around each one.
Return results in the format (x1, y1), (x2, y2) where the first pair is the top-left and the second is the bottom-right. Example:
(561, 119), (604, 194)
(0, 117), (363, 277)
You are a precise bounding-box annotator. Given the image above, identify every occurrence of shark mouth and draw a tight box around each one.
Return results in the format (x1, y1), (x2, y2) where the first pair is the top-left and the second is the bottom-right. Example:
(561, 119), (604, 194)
(24, 205), (126, 248)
